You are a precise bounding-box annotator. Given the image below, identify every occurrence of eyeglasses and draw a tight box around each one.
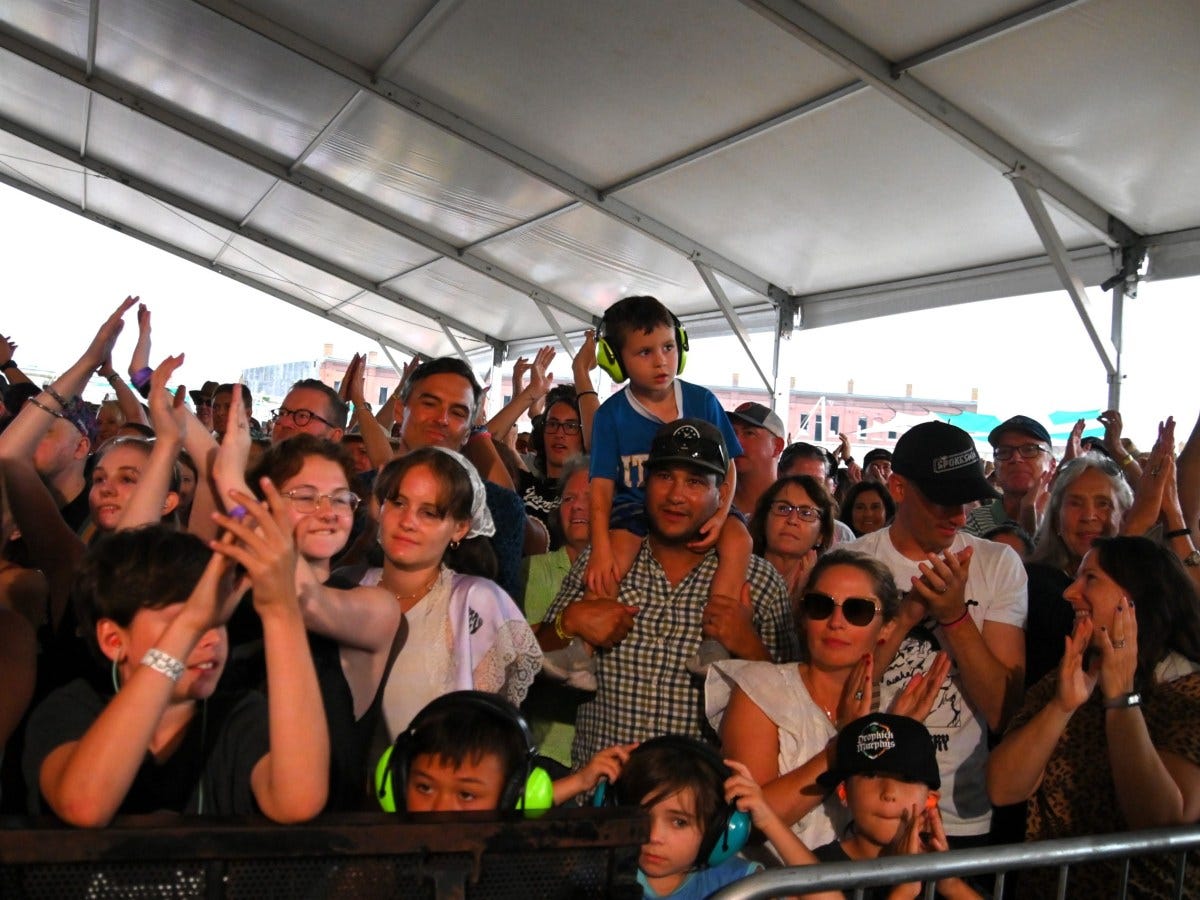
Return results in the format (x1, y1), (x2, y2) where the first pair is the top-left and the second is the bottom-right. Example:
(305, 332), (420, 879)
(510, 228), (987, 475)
(273, 406), (334, 428)
(282, 488), (360, 515)
(801, 591), (881, 626)
(544, 418), (582, 435)
(993, 443), (1048, 461)
(768, 501), (821, 522)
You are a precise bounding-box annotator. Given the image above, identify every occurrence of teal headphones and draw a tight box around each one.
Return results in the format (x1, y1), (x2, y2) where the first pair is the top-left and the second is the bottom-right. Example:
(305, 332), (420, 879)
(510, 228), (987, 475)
(593, 735), (750, 868)
(374, 690), (553, 815)
(596, 301), (689, 383)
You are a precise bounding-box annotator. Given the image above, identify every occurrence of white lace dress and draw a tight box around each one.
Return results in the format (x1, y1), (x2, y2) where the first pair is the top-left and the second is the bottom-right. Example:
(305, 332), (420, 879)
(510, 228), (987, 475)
(360, 567), (544, 739)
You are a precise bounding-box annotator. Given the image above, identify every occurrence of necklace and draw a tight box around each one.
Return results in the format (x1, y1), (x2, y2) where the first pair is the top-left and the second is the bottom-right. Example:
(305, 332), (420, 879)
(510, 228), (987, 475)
(394, 568), (442, 605)
(798, 664), (838, 724)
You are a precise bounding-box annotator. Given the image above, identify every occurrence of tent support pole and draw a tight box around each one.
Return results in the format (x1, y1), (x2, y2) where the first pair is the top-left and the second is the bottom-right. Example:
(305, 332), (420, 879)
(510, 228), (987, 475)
(533, 300), (577, 357)
(1012, 177), (1118, 385)
(695, 262), (774, 394)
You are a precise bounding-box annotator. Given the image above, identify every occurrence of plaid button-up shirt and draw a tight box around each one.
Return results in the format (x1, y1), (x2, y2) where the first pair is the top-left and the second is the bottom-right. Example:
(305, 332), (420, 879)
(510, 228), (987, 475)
(545, 543), (799, 767)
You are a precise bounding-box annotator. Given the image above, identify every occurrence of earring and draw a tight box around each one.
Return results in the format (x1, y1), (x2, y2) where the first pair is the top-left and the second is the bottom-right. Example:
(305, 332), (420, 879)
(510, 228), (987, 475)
(111, 654), (122, 693)
(449, 539), (460, 551)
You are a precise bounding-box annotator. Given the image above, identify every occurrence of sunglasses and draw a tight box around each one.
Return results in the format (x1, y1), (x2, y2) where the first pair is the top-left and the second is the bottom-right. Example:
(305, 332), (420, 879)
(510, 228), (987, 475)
(801, 591), (881, 627)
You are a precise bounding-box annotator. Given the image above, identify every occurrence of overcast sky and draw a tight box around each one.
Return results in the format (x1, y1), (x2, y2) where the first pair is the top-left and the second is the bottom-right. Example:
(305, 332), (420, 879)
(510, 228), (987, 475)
(2, 181), (1195, 452)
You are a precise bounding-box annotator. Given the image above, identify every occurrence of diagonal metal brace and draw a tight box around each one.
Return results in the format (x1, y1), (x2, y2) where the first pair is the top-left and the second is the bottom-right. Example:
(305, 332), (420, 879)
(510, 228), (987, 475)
(1011, 177), (1117, 377)
(695, 262), (775, 394)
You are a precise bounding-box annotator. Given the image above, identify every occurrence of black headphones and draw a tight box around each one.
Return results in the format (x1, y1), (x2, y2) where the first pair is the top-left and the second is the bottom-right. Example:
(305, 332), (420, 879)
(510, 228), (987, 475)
(596, 304), (689, 383)
(374, 690), (553, 814)
(593, 735), (750, 868)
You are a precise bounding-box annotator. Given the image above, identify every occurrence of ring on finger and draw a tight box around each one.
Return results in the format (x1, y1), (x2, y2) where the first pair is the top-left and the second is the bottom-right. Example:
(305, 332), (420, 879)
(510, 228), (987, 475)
(853, 690), (864, 701)
(1112, 639), (1126, 649)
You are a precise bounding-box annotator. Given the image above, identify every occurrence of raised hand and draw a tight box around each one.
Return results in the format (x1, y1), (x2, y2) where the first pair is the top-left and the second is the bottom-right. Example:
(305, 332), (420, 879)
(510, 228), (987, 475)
(1062, 418), (1085, 463)
(1054, 616), (1098, 714)
(890, 652), (951, 721)
(210, 480), (300, 615)
(146, 354), (188, 445)
(0, 334), (17, 368)
(1094, 597), (1138, 703)
(83, 295), (138, 369)
(836, 652), (873, 727)
(909, 546), (973, 624)
(573, 329), (598, 379)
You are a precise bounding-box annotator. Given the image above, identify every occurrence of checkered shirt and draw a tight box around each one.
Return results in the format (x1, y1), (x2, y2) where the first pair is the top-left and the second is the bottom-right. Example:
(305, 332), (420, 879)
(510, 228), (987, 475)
(544, 544), (799, 767)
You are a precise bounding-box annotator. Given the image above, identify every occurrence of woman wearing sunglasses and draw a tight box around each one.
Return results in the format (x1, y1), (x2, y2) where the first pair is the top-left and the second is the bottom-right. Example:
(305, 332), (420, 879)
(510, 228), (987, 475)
(748, 475), (836, 615)
(707, 549), (950, 855)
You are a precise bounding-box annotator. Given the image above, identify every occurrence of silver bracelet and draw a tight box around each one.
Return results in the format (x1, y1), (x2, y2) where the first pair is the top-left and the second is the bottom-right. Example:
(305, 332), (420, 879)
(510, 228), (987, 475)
(141, 648), (185, 683)
(1102, 692), (1141, 709)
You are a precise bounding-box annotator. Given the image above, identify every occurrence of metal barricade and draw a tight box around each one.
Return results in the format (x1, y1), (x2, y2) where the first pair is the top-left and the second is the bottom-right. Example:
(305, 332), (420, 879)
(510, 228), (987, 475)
(710, 825), (1200, 900)
(0, 807), (648, 900)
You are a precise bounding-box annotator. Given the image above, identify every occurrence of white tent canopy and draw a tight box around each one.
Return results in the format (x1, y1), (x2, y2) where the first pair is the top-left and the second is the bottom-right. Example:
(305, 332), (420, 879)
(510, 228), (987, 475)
(2, 0), (1197, 401)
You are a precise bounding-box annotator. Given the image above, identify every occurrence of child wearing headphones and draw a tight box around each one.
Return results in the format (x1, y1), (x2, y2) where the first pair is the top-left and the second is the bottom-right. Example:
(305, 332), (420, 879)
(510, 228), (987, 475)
(545, 295), (752, 686)
(813, 714), (980, 900)
(608, 736), (769, 899)
(375, 690), (633, 813)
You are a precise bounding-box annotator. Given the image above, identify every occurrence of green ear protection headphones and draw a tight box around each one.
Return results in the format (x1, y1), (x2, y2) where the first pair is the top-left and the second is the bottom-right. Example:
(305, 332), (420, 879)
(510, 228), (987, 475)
(592, 735), (750, 868)
(596, 305), (689, 383)
(374, 690), (553, 816)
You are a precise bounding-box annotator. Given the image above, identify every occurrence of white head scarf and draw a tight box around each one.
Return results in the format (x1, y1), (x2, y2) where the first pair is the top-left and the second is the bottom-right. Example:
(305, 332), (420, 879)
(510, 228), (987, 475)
(430, 446), (496, 539)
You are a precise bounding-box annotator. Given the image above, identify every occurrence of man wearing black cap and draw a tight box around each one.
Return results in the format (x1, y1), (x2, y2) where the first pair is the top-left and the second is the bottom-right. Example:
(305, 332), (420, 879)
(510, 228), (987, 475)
(862, 448), (893, 484)
(964, 415), (1054, 538)
(847, 421), (1027, 847)
(726, 401), (786, 516)
(542, 418), (798, 767)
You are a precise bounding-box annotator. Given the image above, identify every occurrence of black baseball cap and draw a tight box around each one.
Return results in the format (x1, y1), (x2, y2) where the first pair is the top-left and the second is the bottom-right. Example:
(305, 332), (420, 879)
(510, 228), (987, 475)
(988, 415), (1051, 447)
(817, 713), (940, 790)
(892, 421), (998, 505)
(863, 448), (892, 467)
(645, 418), (729, 479)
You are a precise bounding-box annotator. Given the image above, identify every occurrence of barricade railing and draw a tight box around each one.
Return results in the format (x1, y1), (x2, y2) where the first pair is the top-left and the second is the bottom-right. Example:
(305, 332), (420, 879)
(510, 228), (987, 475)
(709, 824), (1200, 900)
(0, 807), (648, 899)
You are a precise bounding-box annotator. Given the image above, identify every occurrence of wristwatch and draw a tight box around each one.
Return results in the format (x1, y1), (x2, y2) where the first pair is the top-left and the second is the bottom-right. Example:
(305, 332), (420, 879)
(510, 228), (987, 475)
(1183, 550), (1200, 568)
(0, 360), (16, 372)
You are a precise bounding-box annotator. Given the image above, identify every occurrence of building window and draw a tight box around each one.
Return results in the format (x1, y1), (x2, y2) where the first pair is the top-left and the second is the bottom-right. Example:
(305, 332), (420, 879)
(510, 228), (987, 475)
(333, 379), (342, 392)
(888, 431), (897, 439)
(830, 415), (840, 434)
(858, 416), (868, 434)
(815, 415), (823, 442)
(800, 414), (810, 432)
(378, 386), (389, 405)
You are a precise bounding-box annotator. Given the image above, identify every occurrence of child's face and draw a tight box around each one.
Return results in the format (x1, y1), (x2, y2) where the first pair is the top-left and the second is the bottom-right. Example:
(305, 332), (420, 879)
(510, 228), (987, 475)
(843, 773), (935, 846)
(405, 751), (506, 812)
(620, 323), (679, 394)
(639, 787), (706, 893)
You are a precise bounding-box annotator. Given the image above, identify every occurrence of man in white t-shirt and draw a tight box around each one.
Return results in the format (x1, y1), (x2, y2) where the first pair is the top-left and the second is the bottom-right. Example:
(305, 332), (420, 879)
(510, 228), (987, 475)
(847, 421), (1027, 845)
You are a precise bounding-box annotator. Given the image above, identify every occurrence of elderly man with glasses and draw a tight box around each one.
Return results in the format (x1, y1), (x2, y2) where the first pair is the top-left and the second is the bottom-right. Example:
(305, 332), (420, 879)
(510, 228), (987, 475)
(964, 415), (1055, 538)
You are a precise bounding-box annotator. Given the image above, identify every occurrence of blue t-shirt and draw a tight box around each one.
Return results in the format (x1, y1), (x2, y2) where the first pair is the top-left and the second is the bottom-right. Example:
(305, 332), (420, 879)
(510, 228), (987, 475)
(638, 856), (762, 899)
(589, 379), (742, 510)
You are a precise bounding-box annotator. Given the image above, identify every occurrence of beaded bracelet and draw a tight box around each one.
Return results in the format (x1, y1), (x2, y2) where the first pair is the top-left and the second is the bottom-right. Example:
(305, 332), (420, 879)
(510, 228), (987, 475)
(44, 385), (72, 408)
(141, 648), (185, 683)
(27, 397), (67, 419)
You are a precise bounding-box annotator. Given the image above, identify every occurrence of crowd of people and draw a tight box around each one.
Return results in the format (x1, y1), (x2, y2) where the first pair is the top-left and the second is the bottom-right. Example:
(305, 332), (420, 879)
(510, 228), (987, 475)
(0, 292), (1198, 899)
